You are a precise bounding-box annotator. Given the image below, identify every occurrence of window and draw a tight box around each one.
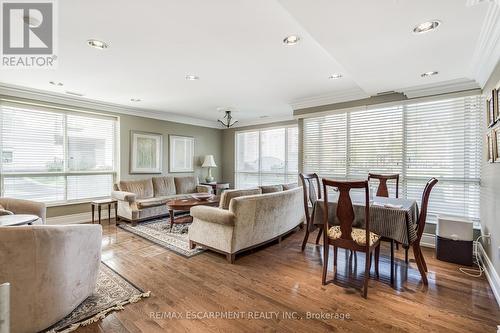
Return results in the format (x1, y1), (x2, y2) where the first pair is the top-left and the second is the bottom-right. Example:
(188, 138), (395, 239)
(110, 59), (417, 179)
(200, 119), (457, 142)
(0, 100), (118, 204)
(303, 95), (482, 221)
(235, 126), (298, 188)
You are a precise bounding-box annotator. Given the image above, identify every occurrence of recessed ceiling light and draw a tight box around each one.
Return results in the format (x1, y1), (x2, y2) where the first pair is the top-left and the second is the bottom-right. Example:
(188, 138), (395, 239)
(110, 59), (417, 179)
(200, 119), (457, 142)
(421, 71), (439, 78)
(130, 98), (141, 102)
(87, 39), (109, 50)
(49, 81), (63, 86)
(328, 74), (343, 80)
(185, 75), (200, 81)
(413, 20), (441, 34)
(283, 35), (300, 46)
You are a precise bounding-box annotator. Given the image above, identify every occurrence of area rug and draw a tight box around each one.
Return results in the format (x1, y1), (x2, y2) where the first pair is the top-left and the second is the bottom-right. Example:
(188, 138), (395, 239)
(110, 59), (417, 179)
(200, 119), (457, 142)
(118, 217), (205, 257)
(43, 263), (150, 333)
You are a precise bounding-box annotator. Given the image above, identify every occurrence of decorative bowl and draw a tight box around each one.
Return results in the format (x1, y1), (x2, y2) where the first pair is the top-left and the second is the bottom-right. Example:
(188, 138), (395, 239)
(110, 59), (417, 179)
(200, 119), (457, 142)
(191, 193), (212, 201)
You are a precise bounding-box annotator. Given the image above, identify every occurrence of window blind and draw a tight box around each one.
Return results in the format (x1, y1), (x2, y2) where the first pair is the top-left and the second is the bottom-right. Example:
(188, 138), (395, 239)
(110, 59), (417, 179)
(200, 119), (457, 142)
(235, 126), (298, 188)
(0, 101), (117, 203)
(303, 95), (482, 221)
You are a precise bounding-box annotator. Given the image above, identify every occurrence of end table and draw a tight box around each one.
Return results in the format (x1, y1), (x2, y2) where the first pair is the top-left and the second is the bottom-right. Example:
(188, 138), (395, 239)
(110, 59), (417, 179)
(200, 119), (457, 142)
(91, 199), (118, 225)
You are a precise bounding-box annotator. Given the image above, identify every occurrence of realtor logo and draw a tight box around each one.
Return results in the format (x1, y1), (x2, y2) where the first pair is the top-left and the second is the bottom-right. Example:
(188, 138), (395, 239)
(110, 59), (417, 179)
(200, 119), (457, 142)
(1, 0), (57, 68)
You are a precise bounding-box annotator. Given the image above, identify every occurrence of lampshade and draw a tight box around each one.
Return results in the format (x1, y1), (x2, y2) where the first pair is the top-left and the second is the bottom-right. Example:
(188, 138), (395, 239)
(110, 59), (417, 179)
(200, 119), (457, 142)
(202, 155), (217, 168)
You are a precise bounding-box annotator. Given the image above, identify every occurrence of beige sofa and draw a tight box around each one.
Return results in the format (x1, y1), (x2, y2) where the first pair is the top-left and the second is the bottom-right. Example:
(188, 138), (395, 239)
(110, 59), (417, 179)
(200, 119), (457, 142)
(0, 198), (46, 224)
(112, 176), (212, 224)
(189, 186), (304, 263)
(0, 225), (102, 333)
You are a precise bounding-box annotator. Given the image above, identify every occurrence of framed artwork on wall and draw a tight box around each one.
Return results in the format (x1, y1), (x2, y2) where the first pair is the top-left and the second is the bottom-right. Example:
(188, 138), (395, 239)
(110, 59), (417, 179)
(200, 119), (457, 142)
(494, 128), (500, 163)
(487, 131), (494, 163)
(486, 93), (495, 127)
(495, 88), (500, 123)
(169, 135), (194, 172)
(130, 131), (163, 174)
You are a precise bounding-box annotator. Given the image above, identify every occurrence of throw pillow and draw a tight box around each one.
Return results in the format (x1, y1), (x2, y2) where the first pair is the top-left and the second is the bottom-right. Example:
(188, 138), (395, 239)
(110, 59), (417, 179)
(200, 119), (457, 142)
(282, 183), (299, 190)
(260, 185), (283, 193)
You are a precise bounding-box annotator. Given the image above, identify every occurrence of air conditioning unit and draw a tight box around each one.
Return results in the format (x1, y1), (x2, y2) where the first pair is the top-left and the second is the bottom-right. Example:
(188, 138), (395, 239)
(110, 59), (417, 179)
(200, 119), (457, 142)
(436, 215), (473, 266)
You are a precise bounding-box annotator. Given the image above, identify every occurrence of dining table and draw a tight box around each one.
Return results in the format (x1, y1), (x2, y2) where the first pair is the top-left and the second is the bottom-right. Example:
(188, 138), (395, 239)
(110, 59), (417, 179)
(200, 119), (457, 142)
(311, 193), (421, 282)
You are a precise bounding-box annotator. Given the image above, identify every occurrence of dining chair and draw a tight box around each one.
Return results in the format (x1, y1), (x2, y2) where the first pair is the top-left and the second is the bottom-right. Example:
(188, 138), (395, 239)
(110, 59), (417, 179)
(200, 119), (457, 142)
(321, 179), (381, 298)
(410, 178), (438, 285)
(299, 173), (323, 251)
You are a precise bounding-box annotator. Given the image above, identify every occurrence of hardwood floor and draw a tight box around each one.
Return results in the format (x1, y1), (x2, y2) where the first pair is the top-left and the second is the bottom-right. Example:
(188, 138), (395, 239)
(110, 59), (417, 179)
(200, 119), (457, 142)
(78, 221), (499, 333)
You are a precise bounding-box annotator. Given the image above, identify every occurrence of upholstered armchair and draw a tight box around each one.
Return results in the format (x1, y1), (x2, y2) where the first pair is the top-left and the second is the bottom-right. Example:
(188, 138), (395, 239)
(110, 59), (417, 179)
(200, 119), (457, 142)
(0, 225), (102, 333)
(0, 198), (46, 224)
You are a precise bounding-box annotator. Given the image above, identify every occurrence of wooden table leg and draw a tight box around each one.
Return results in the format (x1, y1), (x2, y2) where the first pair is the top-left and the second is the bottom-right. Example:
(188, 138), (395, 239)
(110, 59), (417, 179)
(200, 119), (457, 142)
(108, 204), (111, 224)
(114, 203), (119, 225)
(91, 204), (94, 224)
(98, 205), (101, 225)
(169, 209), (174, 230)
(390, 239), (394, 285)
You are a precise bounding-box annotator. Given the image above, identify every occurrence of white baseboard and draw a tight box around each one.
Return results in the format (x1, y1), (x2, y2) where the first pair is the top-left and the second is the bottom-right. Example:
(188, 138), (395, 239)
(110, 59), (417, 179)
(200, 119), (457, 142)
(420, 233), (436, 248)
(47, 211), (115, 225)
(478, 242), (500, 308)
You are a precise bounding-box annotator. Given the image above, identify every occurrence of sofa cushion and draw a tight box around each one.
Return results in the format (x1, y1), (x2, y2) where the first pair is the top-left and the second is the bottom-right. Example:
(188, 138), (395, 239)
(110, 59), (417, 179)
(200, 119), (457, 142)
(136, 194), (191, 209)
(283, 183), (299, 190)
(152, 176), (176, 196)
(174, 176), (198, 194)
(260, 185), (283, 193)
(219, 188), (262, 210)
(119, 179), (154, 199)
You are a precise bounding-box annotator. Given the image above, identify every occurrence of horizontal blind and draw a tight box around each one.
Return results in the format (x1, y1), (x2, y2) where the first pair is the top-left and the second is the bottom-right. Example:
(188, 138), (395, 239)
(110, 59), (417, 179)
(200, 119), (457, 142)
(0, 101), (117, 203)
(302, 95), (482, 221)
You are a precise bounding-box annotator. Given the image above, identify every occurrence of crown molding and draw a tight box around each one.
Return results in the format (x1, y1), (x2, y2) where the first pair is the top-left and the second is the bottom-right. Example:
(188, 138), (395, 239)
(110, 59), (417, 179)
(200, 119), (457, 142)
(228, 114), (296, 129)
(290, 87), (369, 110)
(470, 0), (500, 87)
(0, 83), (220, 128)
(400, 78), (481, 99)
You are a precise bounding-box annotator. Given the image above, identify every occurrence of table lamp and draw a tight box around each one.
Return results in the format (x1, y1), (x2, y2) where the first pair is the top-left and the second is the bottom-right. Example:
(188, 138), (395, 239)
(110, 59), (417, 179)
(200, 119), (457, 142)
(202, 155), (217, 183)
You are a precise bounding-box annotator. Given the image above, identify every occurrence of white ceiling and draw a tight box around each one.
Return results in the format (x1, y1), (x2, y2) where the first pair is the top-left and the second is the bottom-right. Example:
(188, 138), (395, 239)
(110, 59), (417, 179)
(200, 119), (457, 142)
(0, 0), (497, 127)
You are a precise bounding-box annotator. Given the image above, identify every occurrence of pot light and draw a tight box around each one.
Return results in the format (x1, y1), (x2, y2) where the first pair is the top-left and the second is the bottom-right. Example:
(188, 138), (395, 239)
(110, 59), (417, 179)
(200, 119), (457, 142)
(413, 20), (441, 34)
(421, 71), (438, 78)
(185, 75), (200, 81)
(87, 39), (109, 50)
(49, 81), (63, 86)
(329, 74), (343, 80)
(130, 98), (141, 102)
(283, 35), (300, 46)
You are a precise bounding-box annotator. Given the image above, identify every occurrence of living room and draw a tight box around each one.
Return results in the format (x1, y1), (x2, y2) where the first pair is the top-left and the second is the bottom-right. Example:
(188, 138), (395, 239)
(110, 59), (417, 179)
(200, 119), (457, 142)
(1, 1), (500, 332)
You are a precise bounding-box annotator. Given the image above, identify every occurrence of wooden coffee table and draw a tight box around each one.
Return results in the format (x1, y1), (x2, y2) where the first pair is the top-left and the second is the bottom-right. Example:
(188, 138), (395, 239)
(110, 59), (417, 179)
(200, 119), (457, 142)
(166, 196), (219, 230)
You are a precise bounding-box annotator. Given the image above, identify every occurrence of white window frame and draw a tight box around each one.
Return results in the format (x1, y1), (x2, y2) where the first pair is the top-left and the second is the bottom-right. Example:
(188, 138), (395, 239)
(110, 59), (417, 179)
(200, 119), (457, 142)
(0, 99), (120, 205)
(235, 125), (298, 188)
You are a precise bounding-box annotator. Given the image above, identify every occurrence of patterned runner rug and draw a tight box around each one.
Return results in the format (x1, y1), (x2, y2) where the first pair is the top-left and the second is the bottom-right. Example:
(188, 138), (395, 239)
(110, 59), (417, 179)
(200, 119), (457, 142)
(117, 217), (205, 257)
(43, 263), (150, 333)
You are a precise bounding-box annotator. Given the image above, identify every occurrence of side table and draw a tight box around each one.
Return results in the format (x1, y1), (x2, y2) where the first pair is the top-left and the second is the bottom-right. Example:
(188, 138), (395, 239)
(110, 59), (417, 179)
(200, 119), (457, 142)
(91, 199), (118, 225)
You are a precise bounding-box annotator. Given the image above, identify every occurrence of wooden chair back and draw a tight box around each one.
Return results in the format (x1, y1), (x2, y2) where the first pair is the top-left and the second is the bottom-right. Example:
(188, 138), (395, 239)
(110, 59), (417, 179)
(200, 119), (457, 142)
(368, 173), (400, 198)
(322, 179), (370, 250)
(416, 178), (438, 241)
(299, 173), (321, 225)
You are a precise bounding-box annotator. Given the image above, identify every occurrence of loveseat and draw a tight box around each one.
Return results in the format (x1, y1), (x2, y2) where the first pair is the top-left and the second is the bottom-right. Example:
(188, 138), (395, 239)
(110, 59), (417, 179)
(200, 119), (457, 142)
(188, 185), (304, 263)
(112, 176), (212, 224)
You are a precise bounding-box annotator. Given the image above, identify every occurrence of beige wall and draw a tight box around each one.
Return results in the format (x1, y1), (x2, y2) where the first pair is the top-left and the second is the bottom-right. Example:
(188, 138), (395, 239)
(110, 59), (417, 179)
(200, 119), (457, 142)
(47, 113), (222, 218)
(480, 59), (500, 278)
(221, 120), (298, 187)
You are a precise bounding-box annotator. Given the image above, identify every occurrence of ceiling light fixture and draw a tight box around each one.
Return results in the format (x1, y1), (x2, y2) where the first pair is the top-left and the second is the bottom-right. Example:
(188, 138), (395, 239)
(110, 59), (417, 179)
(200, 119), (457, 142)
(87, 39), (109, 50)
(283, 35), (300, 46)
(49, 81), (63, 86)
(421, 71), (438, 78)
(218, 110), (238, 128)
(328, 74), (343, 80)
(413, 20), (441, 34)
(185, 75), (200, 81)
(130, 98), (141, 102)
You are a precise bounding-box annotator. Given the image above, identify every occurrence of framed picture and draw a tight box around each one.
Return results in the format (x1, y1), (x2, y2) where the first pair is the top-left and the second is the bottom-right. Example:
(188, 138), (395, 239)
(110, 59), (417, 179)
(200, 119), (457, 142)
(487, 131), (494, 163)
(169, 135), (194, 172)
(130, 131), (163, 174)
(487, 94), (495, 127)
(495, 88), (500, 123)
(494, 128), (500, 163)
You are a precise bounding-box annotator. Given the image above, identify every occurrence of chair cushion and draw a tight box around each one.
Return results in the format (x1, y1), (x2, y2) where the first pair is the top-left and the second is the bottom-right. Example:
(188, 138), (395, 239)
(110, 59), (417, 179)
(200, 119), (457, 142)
(260, 185), (283, 193)
(152, 176), (176, 196)
(328, 226), (380, 246)
(118, 179), (154, 199)
(174, 176), (198, 194)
